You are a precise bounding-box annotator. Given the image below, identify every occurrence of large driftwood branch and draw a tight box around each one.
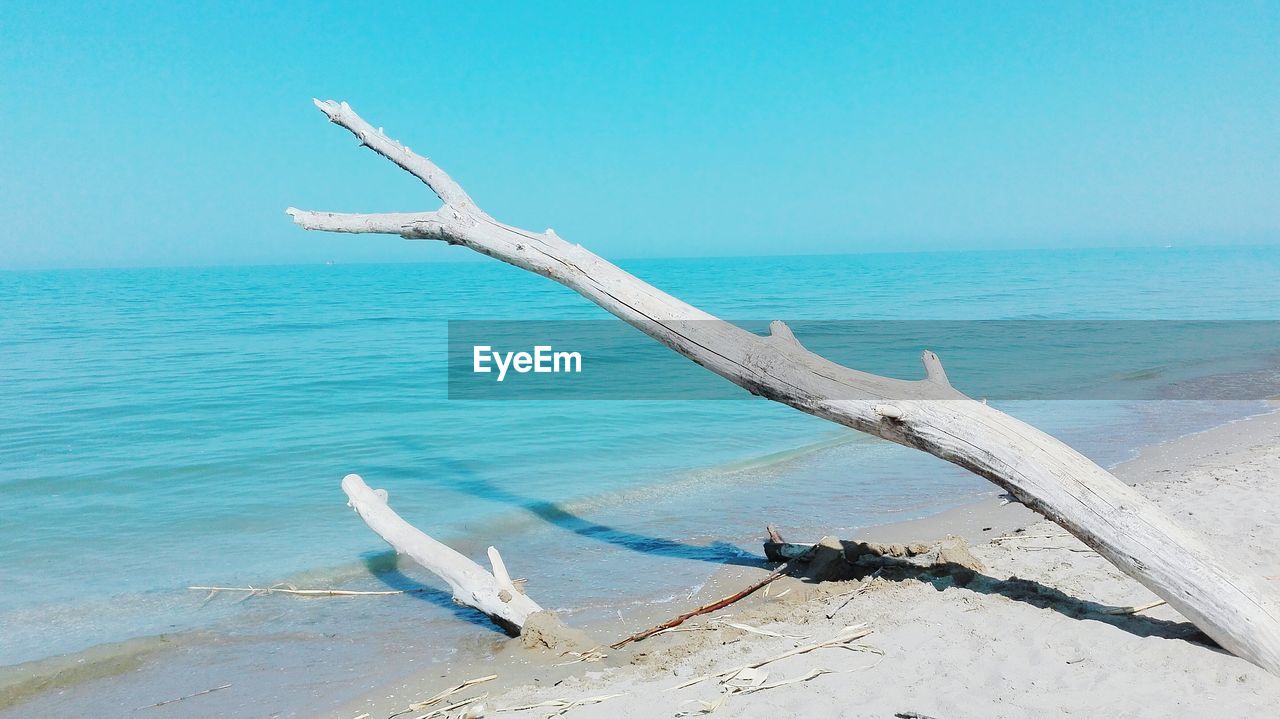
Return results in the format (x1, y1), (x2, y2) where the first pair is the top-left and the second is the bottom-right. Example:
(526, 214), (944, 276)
(293, 100), (1280, 674)
(341, 473), (542, 632)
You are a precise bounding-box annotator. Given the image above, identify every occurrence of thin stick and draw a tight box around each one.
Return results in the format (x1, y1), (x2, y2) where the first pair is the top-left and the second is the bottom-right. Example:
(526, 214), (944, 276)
(137, 683), (231, 709)
(737, 667), (834, 694)
(186, 583), (430, 593)
(826, 570), (880, 620)
(611, 553), (811, 649)
(668, 625), (876, 691)
(388, 675), (498, 718)
(412, 693), (488, 719)
(990, 534), (1062, 544)
(1102, 599), (1167, 615)
(497, 693), (625, 715)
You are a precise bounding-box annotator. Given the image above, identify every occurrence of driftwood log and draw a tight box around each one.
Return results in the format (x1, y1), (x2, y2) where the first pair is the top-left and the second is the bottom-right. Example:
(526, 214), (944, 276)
(290, 99), (1280, 674)
(341, 473), (541, 632)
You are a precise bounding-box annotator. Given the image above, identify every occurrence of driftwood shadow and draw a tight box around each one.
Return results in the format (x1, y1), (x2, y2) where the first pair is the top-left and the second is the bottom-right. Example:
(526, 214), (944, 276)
(360, 549), (508, 634)
(437, 461), (766, 568)
(805, 541), (1217, 647)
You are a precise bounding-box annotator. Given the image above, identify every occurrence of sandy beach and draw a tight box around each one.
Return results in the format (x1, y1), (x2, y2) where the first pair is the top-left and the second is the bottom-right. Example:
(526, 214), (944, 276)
(330, 404), (1280, 719)
(7, 4), (1277, 716)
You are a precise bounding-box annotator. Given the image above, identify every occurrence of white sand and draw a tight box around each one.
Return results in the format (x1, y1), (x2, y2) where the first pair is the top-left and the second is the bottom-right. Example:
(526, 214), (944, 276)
(337, 406), (1280, 719)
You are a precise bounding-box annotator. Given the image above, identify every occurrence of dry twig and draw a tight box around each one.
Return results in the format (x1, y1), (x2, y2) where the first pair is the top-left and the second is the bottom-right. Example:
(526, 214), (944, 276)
(498, 693), (625, 717)
(990, 534), (1062, 544)
(190, 584), (429, 598)
(669, 625), (877, 691)
(1102, 599), (1167, 615)
(411, 693), (487, 719)
(554, 648), (608, 666)
(388, 675), (498, 718)
(738, 667), (834, 694)
(612, 550), (814, 649)
(826, 570), (881, 620)
(137, 683), (231, 710)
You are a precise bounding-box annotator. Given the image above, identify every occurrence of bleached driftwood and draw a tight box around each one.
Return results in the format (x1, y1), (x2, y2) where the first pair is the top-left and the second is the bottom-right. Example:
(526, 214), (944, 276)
(341, 473), (541, 632)
(291, 100), (1280, 674)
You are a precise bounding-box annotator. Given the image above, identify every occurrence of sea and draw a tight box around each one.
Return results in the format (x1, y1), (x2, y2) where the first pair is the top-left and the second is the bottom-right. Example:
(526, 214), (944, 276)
(1, 245), (1278, 716)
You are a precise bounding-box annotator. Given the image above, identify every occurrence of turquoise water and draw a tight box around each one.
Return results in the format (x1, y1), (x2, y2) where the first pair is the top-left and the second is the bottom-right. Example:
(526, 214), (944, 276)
(2, 246), (1278, 715)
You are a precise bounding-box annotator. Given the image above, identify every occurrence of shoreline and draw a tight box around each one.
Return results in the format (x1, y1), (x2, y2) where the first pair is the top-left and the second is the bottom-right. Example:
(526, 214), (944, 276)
(327, 400), (1280, 719)
(3, 400), (1274, 717)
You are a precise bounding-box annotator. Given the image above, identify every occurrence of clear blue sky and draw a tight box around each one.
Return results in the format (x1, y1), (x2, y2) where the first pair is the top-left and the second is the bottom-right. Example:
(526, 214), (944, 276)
(1, 1), (1276, 269)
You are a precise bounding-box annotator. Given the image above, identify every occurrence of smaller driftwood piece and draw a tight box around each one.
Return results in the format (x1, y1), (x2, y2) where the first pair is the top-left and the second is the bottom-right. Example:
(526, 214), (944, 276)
(342, 474), (596, 652)
(342, 473), (544, 634)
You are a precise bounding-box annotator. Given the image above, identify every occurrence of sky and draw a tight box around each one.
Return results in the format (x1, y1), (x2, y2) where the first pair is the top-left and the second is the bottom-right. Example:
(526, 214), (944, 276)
(1, 1), (1277, 269)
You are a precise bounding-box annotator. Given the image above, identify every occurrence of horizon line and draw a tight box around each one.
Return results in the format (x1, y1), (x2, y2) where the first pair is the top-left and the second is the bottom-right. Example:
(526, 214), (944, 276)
(3, 239), (1278, 274)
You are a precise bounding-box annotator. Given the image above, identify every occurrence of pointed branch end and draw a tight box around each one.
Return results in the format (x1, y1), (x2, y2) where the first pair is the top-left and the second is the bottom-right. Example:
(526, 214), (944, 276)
(921, 350), (951, 387)
(312, 98), (345, 120)
(769, 320), (801, 348)
(487, 546), (516, 594)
